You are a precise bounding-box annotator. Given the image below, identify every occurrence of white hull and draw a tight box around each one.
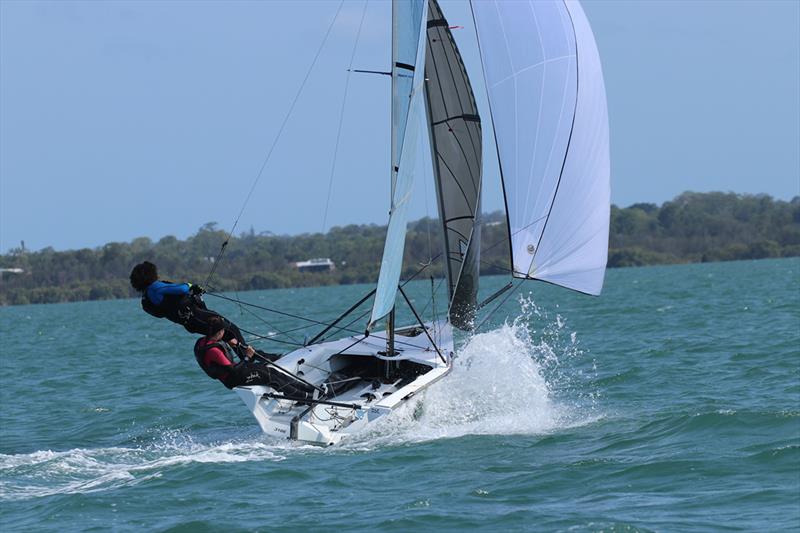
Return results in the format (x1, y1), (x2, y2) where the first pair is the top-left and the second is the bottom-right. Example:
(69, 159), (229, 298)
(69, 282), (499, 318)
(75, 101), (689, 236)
(235, 320), (453, 446)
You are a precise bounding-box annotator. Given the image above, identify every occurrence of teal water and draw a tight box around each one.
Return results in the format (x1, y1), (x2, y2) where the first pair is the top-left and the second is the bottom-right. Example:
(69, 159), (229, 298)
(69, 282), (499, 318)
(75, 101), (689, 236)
(1, 258), (798, 532)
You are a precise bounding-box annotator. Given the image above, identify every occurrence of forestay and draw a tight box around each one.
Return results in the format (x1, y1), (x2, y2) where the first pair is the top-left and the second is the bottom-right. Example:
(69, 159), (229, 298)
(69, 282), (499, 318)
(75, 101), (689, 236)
(370, 0), (429, 328)
(472, 0), (610, 295)
(424, 0), (483, 329)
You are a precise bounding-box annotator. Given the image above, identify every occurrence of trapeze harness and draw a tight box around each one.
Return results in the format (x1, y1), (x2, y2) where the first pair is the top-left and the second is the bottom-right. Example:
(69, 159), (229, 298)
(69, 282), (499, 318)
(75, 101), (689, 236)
(194, 340), (237, 381)
(140, 283), (194, 324)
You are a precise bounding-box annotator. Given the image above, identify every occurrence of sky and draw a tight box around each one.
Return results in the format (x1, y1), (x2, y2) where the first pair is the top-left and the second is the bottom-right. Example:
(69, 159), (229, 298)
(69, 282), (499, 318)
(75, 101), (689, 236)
(1, 0), (798, 252)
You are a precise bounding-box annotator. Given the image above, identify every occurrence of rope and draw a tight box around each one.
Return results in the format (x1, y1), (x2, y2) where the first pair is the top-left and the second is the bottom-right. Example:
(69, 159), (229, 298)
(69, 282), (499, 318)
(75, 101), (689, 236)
(206, 250), (444, 350)
(321, 0), (369, 234)
(204, 0), (347, 288)
(316, 308), (371, 345)
(233, 297), (305, 345)
(209, 288), (436, 352)
(430, 275), (440, 349)
(477, 221), (545, 331)
(419, 276), (446, 317)
(239, 327), (304, 348)
(474, 279), (522, 332)
(206, 290), (337, 327)
(479, 258), (517, 276)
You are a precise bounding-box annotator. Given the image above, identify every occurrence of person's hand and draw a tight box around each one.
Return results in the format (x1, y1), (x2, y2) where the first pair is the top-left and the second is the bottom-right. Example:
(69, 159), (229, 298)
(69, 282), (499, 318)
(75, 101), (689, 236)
(245, 346), (255, 359)
(190, 284), (205, 296)
(229, 338), (239, 346)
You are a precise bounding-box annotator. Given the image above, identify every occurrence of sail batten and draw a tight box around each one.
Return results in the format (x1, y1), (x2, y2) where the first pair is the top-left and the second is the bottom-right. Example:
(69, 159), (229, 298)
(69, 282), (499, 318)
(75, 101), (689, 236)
(472, 0), (610, 296)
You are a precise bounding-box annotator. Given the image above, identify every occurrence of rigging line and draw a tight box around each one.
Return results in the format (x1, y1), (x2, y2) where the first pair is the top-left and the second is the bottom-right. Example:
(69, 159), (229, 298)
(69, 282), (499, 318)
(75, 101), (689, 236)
(436, 276), (444, 348)
(206, 290), (338, 326)
(423, 147), (433, 265)
(477, 281), (513, 311)
(331, 334), (370, 359)
(421, 122), (436, 322)
(430, 276), (438, 339)
(239, 326), (304, 348)
(419, 275), (445, 318)
(349, 68), (391, 76)
(317, 308), (371, 345)
(474, 278), (523, 333)
(204, 0), (347, 288)
(251, 356), (324, 393)
(233, 286), (247, 323)
(207, 253), (444, 349)
(321, 0), (369, 234)
(341, 311), (434, 350)
(207, 287), (308, 343)
(313, 252), (445, 344)
(234, 297), (305, 345)
(481, 213), (550, 256)
(306, 286), (376, 346)
(206, 283), (368, 326)
(469, 0), (514, 280)
(478, 258), (519, 276)
(398, 286), (446, 364)
(206, 251), (441, 331)
(400, 251), (442, 285)
(205, 289), (426, 351)
(260, 320), (335, 338)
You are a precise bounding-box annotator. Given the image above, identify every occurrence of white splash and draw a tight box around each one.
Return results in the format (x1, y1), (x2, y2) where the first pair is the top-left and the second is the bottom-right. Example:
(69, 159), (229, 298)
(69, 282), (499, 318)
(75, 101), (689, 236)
(347, 296), (600, 448)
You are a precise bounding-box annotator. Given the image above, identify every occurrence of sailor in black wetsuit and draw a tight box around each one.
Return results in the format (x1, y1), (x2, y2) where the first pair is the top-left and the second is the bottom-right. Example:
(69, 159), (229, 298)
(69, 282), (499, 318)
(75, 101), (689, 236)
(129, 261), (247, 347)
(194, 317), (315, 399)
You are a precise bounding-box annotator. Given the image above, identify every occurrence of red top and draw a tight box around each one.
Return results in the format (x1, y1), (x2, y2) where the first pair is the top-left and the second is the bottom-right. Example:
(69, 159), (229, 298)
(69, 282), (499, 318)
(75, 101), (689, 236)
(195, 337), (234, 378)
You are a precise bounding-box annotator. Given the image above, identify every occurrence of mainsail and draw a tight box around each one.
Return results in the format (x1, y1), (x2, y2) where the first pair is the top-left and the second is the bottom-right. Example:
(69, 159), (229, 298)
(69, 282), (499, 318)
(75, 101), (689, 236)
(369, 0), (429, 328)
(472, 0), (610, 295)
(423, 0), (483, 329)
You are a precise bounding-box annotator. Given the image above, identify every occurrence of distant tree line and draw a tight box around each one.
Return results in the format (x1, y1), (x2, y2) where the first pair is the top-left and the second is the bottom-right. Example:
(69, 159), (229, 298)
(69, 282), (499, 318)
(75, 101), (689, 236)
(1, 191), (798, 306)
(607, 192), (800, 267)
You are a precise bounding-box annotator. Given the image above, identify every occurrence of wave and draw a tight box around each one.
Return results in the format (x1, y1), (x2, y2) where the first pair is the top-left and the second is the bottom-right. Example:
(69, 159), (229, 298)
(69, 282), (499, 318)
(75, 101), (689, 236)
(0, 430), (287, 501)
(1, 297), (600, 499)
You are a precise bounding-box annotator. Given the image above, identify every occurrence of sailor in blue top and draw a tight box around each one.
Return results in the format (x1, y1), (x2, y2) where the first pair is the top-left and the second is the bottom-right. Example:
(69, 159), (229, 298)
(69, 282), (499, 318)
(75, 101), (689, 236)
(129, 261), (247, 348)
(146, 280), (193, 306)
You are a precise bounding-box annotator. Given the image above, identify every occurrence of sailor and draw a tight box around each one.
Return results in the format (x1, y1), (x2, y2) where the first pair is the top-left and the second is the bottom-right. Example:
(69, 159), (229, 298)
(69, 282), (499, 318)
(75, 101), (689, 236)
(129, 261), (247, 348)
(194, 317), (316, 399)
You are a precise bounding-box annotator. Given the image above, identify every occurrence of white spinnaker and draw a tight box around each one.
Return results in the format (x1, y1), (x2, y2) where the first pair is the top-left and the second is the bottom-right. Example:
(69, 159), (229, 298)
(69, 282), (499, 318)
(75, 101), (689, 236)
(472, 0), (610, 295)
(370, 0), (429, 328)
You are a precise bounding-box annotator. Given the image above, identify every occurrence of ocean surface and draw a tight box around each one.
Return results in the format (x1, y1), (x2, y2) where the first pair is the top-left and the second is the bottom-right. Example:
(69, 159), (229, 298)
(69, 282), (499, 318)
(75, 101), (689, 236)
(1, 258), (798, 532)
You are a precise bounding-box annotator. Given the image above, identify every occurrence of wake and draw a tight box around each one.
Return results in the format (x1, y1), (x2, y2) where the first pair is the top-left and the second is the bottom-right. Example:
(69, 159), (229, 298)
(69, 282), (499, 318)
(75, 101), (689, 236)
(0, 430), (287, 501)
(1, 297), (600, 499)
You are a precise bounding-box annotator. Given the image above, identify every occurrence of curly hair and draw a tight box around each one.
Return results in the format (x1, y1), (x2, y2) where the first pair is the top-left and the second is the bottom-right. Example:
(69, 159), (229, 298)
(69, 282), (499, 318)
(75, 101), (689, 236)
(129, 261), (158, 292)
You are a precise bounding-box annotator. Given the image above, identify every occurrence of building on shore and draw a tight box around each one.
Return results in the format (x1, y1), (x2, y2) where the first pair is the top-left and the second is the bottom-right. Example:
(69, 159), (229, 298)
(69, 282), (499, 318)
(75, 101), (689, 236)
(0, 268), (25, 277)
(294, 258), (335, 273)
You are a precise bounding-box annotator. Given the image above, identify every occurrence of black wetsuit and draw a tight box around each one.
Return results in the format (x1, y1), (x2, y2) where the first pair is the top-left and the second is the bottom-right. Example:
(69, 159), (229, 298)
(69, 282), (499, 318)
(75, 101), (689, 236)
(141, 280), (246, 346)
(194, 338), (314, 399)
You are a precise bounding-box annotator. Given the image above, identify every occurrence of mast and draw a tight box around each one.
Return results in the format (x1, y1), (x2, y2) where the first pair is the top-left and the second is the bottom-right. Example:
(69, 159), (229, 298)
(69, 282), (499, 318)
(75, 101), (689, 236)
(368, 0), (429, 332)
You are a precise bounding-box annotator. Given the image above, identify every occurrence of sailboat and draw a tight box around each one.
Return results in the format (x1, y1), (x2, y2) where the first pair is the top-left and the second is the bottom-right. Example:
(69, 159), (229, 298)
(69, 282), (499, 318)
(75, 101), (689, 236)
(232, 0), (609, 446)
